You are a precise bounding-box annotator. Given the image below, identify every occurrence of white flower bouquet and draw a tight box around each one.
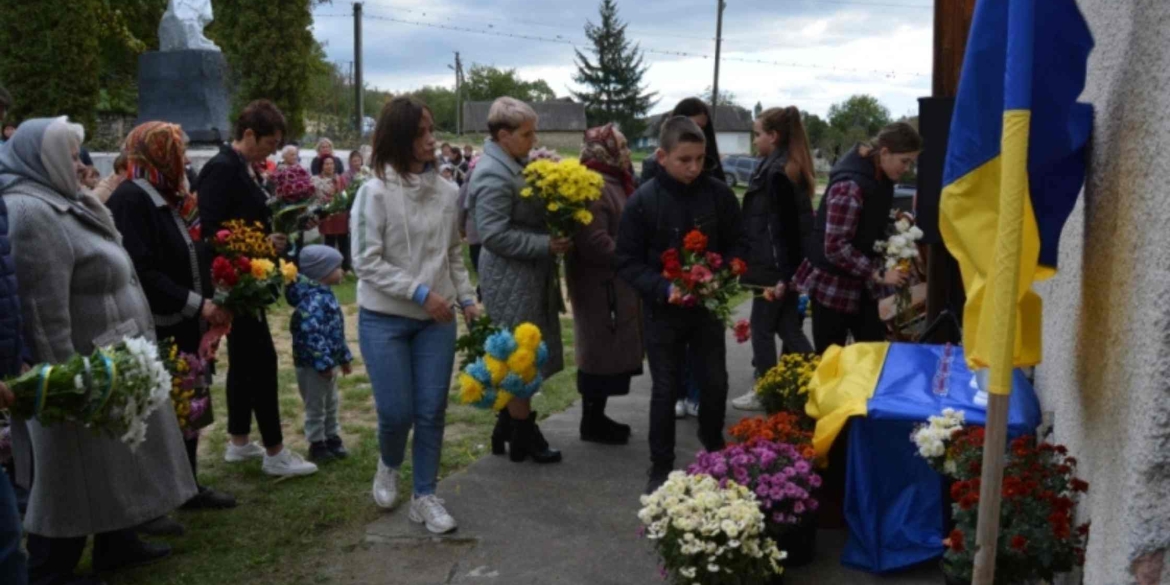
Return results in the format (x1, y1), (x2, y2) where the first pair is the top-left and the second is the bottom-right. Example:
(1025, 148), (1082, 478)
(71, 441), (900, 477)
(875, 210), (925, 336)
(911, 408), (966, 475)
(2, 337), (173, 450)
(639, 472), (786, 585)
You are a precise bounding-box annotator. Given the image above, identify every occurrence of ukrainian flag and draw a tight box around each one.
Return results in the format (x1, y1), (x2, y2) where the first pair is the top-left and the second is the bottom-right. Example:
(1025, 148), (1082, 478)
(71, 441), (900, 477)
(940, 0), (1093, 392)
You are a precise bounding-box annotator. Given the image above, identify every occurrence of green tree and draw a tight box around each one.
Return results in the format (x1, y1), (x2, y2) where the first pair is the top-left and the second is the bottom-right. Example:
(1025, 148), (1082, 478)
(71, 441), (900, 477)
(465, 65), (556, 104)
(0, 0), (103, 133)
(753, 102), (763, 119)
(801, 111), (829, 150)
(207, 0), (326, 139)
(571, 0), (656, 136)
(827, 94), (891, 138)
(700, 85), (740, 108)
(409, 86), (458, 133)
(96, 0), (166, 115)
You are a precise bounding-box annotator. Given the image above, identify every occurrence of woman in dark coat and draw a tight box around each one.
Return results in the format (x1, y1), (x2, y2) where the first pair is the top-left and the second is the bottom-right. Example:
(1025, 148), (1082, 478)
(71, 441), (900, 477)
(196, 100), (318, 477)
(566, 124), (643, 445)
(107, 121), (237, 510)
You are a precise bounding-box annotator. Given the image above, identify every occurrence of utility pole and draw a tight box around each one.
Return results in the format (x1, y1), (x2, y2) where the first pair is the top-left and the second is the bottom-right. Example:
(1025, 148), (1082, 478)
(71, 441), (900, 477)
(455, 52), (463, 136)
(353, 2), (364, 136)
(710, 0), (726, 125)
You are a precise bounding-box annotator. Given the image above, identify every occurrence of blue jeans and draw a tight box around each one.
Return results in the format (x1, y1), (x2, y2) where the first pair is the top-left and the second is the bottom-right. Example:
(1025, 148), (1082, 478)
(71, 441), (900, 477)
(359, 309), (456, 496)
(0, 467), (26, 585)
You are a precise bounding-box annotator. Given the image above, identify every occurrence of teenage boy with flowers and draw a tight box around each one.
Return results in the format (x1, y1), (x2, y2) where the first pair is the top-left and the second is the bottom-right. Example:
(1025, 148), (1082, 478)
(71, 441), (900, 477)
(615, 116), (746, 494)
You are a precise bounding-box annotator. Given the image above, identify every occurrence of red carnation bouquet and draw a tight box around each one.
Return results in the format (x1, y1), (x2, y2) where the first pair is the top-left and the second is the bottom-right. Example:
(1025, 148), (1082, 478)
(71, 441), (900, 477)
(199, 220), (299, 359)
(660, 229), (745, 324)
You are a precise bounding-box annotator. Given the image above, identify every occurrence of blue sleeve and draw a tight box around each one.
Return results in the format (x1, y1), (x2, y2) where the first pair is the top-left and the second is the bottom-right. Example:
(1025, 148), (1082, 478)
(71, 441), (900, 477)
(412, 284), (430, 306)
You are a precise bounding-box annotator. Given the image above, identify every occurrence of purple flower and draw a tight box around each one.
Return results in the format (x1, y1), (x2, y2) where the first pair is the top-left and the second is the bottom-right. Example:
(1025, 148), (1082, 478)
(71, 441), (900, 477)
(782, 467), (796, 477)
(794, 502), (806, 514)
(794, 459), (811, 474)
(809, 475), (823, 488)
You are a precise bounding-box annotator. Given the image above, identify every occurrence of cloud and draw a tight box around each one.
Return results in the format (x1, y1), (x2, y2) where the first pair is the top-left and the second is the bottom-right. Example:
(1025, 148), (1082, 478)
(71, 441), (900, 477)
(312, 0), (932, 119)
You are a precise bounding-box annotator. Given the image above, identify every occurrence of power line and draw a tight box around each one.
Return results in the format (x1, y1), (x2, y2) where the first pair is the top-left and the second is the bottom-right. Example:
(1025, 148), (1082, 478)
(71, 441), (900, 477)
(359, 0), (721, 43)
(315, 11), (927, 78)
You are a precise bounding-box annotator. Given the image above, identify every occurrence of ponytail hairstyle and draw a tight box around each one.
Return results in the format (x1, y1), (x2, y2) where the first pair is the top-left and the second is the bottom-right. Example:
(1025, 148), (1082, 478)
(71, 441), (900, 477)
(869, 121), (923, 156)
(758, 106), (816, 197)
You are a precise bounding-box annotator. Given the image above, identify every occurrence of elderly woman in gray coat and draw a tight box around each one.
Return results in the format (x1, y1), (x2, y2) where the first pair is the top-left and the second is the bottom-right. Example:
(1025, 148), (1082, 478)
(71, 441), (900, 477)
(470, 97), (568, 464)
(0, 118), (197, 583)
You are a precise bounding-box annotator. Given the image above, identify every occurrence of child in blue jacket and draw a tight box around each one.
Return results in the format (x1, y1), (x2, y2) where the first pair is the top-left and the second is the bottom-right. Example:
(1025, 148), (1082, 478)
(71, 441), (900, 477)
(287, 245), (354, 463)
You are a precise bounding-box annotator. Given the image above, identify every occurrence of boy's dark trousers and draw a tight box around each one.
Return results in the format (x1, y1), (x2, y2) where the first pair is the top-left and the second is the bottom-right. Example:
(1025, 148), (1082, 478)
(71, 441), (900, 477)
(644, 306), (728, 469)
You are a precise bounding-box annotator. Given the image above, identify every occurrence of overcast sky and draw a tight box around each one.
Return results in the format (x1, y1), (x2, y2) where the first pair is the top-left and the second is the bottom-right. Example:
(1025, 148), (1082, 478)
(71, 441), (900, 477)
(310, 0), (933, 120)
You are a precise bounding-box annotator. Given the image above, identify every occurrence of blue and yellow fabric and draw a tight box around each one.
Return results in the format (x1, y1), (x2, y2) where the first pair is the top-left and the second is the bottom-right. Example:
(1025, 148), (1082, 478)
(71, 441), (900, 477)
(807, 342), (1041, 573)
(939, 0), (1093, 380)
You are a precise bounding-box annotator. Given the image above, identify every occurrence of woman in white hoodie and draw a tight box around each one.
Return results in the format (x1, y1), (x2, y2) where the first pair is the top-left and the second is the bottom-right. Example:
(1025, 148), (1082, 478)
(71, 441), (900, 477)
(350, 96), (479, 534)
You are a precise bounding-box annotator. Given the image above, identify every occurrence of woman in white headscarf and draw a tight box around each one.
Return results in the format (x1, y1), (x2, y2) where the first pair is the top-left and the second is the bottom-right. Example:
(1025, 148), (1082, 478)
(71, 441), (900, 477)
(0, 118), (197, 583)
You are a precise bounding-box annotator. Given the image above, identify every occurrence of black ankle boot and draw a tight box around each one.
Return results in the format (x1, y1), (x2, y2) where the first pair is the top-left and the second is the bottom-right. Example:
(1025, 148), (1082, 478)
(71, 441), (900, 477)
(510, 412), (562, 464)
(491, 410), (512, 455)
(580, 397), (629, 445)
(93, 531), (172, 573)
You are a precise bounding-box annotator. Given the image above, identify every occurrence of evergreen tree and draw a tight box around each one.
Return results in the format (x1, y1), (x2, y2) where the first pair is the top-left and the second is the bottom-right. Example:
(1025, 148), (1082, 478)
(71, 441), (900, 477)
(572, 0), (656, 137)
(0, 0), (104, 134)
(754, 102), (763, 119)
(208, 0), (326, 139)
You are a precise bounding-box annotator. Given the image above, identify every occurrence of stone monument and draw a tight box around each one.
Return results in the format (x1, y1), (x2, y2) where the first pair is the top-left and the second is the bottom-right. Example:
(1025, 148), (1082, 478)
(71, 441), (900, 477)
(138, 0), (231, 145)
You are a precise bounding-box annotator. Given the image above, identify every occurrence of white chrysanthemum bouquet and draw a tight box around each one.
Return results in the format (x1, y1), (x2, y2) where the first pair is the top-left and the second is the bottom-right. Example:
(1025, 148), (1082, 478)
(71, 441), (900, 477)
(2, 336), (173, 450)
(638, 472), (786, 584)
(911, 408), (966, 476)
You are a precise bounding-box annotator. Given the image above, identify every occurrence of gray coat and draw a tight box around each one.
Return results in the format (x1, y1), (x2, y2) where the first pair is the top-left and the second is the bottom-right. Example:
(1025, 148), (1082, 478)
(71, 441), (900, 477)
(5, 180), (197, 538)
(470, 140), (564, 377)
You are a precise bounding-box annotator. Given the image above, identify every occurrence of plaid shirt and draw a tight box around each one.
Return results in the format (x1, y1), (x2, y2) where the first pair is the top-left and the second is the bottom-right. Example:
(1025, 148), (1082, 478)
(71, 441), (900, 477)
(794, 180), (880, 314)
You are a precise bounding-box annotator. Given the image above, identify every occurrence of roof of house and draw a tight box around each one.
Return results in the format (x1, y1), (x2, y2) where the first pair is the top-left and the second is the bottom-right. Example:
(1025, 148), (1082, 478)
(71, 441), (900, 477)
(462, 100), (588, 133)
(640, 105), (754, 138)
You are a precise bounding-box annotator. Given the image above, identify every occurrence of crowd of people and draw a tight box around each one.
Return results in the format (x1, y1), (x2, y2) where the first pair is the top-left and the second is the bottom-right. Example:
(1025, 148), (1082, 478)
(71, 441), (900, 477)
(0, 80), (921, 583)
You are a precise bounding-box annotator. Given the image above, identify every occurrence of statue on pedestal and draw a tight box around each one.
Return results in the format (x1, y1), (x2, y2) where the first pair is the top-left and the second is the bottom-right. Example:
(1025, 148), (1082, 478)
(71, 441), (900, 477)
(159, 0), (220, 52)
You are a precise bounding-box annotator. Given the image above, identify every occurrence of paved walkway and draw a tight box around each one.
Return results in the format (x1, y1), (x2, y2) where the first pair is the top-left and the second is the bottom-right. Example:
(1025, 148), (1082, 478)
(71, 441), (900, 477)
(335, 306), (943, 584)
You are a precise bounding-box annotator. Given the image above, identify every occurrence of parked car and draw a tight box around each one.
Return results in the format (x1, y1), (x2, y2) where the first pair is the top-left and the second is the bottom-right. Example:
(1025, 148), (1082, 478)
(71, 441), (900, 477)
(894, 183), (917, 213)
(722, 155), (759, 188)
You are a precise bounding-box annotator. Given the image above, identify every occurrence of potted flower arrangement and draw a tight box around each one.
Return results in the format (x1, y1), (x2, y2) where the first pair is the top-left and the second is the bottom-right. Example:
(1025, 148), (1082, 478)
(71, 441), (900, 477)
(687, 441), (822, 568)
(639, 471), (786, 585)
(728, 412), (816, 462)
(911, 414), (1090, 584)
(752, 353), (820, 426)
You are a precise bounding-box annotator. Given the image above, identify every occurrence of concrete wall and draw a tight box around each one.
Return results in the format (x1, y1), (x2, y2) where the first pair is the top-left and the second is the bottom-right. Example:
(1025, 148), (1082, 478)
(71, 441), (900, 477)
(1034, 2), (1170, 583)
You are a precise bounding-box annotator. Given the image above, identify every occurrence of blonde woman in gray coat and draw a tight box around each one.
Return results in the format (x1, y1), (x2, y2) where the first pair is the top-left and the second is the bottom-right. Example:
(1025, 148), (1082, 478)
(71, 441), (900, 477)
(469, 97), (566, 464)
(0, 118), (196, 583)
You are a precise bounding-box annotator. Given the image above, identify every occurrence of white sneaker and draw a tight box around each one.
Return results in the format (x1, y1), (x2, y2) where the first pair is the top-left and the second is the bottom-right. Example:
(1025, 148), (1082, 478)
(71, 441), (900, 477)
(674, 400), (687, 419)
(685, 400), (700, 418)
(731, 391), (765, 412)
(224, 441), (266, 463)
(409, 494), (457, 534)
(372, 459), (399, 509)
(262, 448), (319, 477)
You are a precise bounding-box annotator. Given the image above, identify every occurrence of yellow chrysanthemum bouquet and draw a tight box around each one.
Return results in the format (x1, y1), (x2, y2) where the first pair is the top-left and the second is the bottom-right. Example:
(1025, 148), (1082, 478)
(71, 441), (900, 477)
(457, 322), (549, 411)
(520, 158), (605, 236)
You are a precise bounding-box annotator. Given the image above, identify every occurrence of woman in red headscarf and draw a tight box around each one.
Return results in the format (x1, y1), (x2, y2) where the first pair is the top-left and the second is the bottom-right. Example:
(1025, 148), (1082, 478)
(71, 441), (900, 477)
(565, 123), (643, 446)
(106, 121), (238, 512)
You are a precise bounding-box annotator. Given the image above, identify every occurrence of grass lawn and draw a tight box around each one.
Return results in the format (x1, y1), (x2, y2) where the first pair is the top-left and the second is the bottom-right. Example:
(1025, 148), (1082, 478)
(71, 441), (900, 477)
(112, 277), (581, 585)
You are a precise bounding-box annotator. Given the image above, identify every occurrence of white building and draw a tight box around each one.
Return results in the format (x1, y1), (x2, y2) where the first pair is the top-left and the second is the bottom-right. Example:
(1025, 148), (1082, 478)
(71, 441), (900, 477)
(635, 105), (755, 155)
